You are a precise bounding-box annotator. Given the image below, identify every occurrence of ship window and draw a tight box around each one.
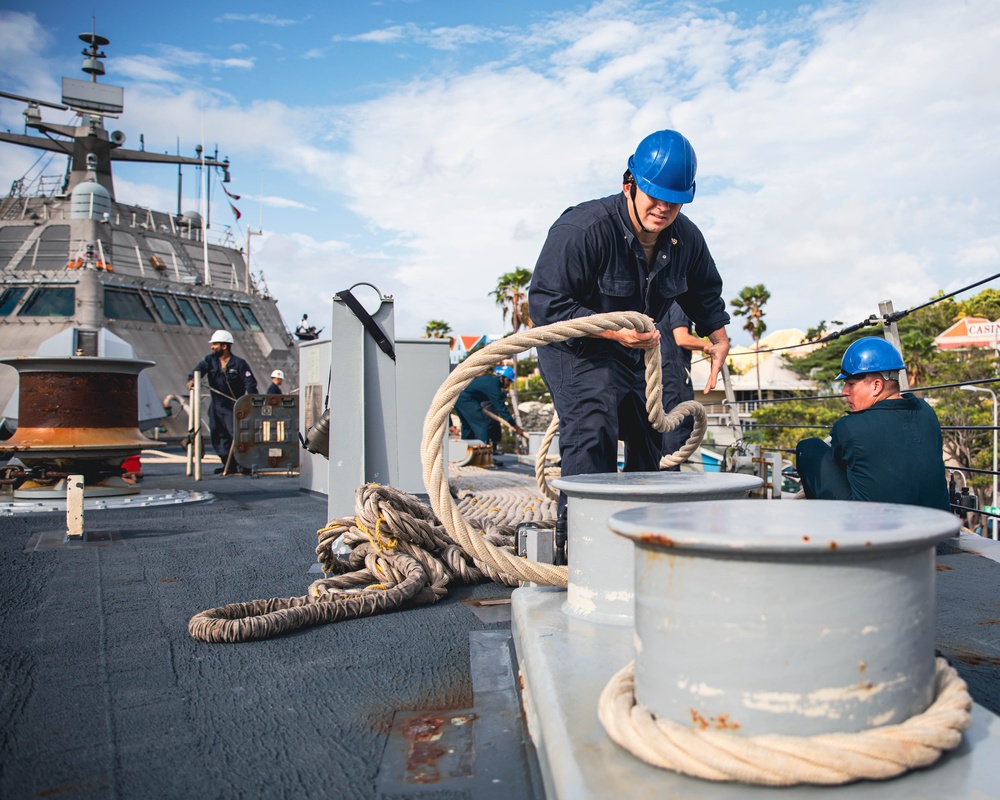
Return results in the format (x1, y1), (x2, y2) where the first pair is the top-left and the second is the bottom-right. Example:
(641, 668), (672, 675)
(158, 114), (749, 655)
(219, 303), (245, 331)
(175, 297), (203, 326)
(104, 288), (154, 322)
(150, 295), (181, 325)
(198, 300), (224, 329)
(238, 305), (263, 332)
(19, 286), (75, 317)
(0, 286), (27, 315)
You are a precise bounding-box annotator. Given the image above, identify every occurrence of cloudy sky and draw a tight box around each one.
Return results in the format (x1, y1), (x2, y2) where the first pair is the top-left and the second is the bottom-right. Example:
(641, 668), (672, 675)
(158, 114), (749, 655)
(1, 0), (997, 344)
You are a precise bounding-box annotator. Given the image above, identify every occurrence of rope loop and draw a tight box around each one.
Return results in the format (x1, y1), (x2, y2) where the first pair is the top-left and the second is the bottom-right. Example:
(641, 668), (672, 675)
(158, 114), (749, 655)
(598, 657), (972, 786)
(422, 312), (707, 586)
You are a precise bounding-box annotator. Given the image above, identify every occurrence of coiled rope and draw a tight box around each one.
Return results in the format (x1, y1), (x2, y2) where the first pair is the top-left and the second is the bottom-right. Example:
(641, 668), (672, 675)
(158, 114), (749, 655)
(189, 483), (525, 643)
(598, 658), (973, 786)
(421, 310), (707, 587)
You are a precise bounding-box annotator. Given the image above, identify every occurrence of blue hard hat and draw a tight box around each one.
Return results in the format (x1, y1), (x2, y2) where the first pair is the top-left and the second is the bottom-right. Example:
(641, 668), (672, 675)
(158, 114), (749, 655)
(494, 365), (515, 382)
(627, 130), (697, 204)
(836, 337), (906, 380)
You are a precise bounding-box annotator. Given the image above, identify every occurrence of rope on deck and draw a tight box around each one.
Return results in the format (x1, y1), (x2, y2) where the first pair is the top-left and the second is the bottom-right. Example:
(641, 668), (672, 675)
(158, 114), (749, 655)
(598, 657), (973, 786)
(189, 311), (706, 642)
(189, 483), (528, 643)
(421, 311), (707, 587)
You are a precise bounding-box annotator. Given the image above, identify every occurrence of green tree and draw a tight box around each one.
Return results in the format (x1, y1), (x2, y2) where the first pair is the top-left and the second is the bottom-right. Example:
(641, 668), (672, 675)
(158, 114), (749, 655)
(750, 399), (845, 452)
(490, 267), (534, 433)
(423, 319), (452, 341)
(730, 284), (771, 401)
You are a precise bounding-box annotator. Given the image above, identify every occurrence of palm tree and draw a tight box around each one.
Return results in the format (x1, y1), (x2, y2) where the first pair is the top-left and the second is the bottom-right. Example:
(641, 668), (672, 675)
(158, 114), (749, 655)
(423, 319), (452, 341)
(731, 284), (771, 402)
(490, 267), (533, 432)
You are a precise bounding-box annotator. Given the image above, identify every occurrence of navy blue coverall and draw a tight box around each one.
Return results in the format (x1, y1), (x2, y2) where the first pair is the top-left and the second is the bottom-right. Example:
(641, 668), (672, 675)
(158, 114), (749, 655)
(266, 383), (282, 395)
(659, 302), (696, 461)
(528, 192), (729, 488)
(188, 353), (258, 460)
(795, 394), (950, 511)
(455, 375), (516, 443)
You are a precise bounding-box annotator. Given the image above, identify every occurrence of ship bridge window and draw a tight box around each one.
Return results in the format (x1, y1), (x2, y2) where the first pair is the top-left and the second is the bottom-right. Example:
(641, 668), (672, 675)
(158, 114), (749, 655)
(198, 300), (224, 329)
(104, 288), (154, 322)
(175, 297), (203, 326)
(238, 305), (263, 332)
(219, 303), (245, 331)
(0, 286), (27, 316)
(18, 286), (75, 317)
(150, 295), (181, 325)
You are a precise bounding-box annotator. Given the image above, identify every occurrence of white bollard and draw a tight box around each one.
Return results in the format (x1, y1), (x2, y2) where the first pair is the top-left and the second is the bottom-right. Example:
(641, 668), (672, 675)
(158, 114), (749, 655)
(552, 472), (763, 625)
(609, 499), (959, 735)
(66, 474), (85, 539)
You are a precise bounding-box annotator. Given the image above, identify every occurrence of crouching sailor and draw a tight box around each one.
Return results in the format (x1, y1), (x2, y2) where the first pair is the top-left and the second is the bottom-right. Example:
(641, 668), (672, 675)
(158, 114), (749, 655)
(795, 337), (950, 511)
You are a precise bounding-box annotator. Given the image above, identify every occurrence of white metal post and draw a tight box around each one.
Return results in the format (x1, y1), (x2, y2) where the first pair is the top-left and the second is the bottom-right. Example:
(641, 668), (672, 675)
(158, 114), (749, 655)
(193, 372), (203, 481)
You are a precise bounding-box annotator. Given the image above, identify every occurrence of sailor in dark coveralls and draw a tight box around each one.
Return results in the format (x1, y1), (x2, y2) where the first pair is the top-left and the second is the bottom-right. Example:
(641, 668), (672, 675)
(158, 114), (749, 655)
(528, 130), (731, 506)
(796, 337), (950, 511)
(187, 330), (258, 472)
(267, 369), (284, 395)
(454, 366), (525, 446)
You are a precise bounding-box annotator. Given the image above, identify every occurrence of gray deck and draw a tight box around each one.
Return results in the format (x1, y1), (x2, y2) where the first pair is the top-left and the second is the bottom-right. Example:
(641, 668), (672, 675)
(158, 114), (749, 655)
(0, 452), (539, 800)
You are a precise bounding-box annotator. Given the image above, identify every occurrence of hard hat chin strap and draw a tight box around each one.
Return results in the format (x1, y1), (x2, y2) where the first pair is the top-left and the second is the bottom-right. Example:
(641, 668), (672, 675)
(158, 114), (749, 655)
(628, 181), (653, 235)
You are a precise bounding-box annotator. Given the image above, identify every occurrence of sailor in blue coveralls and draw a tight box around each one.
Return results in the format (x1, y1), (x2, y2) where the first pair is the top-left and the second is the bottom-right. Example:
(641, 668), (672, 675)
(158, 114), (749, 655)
(454, 366), (526, 448)
(795, 337), (950, 511)
(187, 330), (258, 473)
(528, 130), (731, 506)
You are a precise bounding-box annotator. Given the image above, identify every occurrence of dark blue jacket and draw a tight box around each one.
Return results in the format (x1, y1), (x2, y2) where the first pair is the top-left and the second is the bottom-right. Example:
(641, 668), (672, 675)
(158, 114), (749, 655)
(456, 375), (516, 426)
(188, 353), (258, 407)
(831, 394), (950, 511)
(529, 192), (729, 364)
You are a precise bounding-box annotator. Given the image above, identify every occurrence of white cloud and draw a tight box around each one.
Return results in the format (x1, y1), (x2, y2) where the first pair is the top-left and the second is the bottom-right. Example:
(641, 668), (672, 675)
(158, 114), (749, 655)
(216, 13), (297, 27)
(5, 2), (1000, 345)
(332, 22), (504, 51)
(243, 194), (316, 211)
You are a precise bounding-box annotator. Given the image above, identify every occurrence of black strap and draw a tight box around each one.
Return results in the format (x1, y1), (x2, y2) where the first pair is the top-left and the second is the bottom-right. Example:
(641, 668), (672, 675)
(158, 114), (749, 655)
(336, 289), (396, 362)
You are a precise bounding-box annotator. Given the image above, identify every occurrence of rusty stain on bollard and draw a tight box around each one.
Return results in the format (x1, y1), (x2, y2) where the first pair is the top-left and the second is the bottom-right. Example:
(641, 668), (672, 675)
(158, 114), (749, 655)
(550, 472), (762, 625)
(609, 499), (959, 736)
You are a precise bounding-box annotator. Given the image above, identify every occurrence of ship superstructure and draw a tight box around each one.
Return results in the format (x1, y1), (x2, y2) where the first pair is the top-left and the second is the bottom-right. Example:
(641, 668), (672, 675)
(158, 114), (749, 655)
(0, 29), (297, 436)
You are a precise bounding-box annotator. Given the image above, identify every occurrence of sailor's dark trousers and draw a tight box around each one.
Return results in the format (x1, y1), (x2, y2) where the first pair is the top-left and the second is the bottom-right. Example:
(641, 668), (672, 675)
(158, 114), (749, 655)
(538, 343), (661, 512)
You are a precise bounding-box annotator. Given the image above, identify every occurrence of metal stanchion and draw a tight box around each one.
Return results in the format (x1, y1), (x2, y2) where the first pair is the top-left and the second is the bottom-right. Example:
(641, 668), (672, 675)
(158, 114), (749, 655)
(193, 372), (203, 482)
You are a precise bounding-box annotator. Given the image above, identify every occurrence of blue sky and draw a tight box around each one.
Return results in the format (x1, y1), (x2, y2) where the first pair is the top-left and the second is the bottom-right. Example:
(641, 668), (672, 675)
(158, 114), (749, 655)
(1, 0), (998, 344)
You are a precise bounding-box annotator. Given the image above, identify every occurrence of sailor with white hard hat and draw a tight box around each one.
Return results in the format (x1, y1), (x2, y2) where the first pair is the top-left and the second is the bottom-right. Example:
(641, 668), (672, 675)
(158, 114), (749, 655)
(267, 369), (284, 395)
(187, 330), (258, 474)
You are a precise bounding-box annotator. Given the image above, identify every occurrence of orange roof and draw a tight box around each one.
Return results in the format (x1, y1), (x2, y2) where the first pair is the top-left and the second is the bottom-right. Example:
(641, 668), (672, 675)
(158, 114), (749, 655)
(934, 316), (1000, 349)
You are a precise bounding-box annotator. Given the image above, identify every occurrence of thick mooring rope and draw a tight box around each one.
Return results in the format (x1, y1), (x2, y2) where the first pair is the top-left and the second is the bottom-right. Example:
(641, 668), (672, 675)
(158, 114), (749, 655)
(598, 658), (973, 786)
(189, 484), (522, 643)
(422, 311), (707, 588)
(190, 312), (705, 642)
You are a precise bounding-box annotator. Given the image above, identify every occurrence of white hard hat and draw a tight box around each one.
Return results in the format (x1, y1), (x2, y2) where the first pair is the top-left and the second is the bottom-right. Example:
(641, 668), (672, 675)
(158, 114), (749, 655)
(209, 330), (234, 344)
(271, 370), (284, 380)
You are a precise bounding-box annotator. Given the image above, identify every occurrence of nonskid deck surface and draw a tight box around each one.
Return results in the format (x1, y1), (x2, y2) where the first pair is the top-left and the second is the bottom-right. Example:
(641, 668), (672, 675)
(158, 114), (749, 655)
(0, 450), (539, 800)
